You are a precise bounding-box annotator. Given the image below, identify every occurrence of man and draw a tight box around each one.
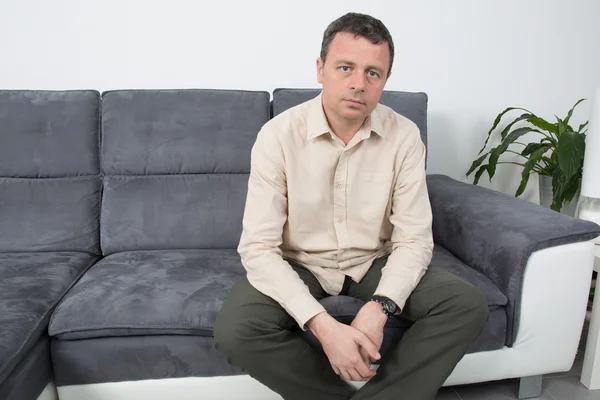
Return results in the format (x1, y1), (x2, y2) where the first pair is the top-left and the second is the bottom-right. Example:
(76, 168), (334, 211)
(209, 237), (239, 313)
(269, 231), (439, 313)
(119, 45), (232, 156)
(214, 12), (488, 400)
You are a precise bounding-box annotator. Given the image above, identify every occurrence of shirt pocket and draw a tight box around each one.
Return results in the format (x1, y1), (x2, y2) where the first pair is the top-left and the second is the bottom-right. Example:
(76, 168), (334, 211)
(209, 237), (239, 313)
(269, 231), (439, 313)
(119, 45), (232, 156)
(357, 171), (395, 222)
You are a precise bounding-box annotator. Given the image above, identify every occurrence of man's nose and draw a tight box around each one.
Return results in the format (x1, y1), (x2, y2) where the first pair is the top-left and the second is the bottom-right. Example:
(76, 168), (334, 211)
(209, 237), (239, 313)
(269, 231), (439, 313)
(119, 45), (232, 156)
(349, 72), (366, 91)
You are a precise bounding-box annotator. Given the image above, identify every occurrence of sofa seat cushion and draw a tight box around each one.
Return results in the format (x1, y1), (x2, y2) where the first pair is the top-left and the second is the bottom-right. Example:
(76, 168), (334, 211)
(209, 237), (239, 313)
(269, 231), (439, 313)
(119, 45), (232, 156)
(0, 252), (98, 384)
(49, 250), (246, 340)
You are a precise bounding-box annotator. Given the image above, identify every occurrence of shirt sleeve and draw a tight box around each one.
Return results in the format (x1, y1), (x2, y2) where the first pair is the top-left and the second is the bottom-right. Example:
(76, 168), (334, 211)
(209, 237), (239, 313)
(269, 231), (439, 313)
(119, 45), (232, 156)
(373, 126), (434, 311)
(237, 127), (326, 330)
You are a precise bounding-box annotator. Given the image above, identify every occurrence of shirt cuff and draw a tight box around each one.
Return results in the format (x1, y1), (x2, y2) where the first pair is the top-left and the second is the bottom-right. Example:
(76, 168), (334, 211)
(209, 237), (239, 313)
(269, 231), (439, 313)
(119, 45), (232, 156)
(282, 291), (327, 331)
(373, 279), (412, 314)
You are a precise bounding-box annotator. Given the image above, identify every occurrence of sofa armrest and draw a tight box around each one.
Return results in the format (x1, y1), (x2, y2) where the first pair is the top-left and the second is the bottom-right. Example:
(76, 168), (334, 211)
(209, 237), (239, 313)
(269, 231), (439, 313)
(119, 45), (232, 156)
(427, 174), (600, 345)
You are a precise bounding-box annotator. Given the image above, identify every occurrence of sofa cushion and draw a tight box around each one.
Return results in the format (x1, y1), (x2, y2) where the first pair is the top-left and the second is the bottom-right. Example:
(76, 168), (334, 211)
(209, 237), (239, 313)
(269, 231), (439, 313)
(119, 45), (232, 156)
(101, 89), (269, 176)
(0, 252), (99, 384)
(49, 245), (506, 345)
(50, 308), (505, 386)
(0, 90), (100, 178)
(51, 335), (241, 385)
(0, 177), (101, 253)
(0, 90), (102, 253)
(49, 250), (246, 340)
(100, 174), (249, 254)
(100, 90), (270, 255)
(272, 88), (428, 153)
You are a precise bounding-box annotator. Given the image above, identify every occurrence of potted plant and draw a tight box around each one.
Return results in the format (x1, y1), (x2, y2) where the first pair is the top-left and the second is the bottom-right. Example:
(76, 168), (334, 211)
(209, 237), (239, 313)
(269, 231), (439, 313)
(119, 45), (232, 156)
(466, 99), (588, 214)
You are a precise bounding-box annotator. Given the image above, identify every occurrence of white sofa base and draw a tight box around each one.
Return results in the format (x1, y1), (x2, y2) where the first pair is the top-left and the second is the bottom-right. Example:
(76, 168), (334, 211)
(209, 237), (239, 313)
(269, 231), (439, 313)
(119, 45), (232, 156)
(37, 382), (58, 400)
(56, 240), (596, 399)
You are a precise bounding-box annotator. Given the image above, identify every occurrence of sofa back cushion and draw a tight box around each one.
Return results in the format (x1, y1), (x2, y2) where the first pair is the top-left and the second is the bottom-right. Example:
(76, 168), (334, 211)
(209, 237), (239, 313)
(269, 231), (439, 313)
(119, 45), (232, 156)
(0, 90), (101, 253)
(272, 88), (428, 156)
(100, 90), (270, 255)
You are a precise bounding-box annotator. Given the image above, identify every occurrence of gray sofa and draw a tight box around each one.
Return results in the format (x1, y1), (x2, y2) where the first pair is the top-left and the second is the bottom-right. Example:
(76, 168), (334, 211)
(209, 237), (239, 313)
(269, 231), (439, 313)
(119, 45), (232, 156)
(0, 88), (599, 400)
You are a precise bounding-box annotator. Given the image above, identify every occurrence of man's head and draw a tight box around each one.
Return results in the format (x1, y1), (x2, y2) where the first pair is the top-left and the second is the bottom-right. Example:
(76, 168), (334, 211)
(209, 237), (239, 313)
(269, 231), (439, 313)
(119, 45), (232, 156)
(317, 13), (394, 127)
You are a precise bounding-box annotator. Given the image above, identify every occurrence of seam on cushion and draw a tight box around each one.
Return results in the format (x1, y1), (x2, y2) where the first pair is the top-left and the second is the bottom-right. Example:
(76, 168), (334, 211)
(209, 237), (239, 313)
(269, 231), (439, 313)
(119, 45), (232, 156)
(50, 322), (216, 337)
(0, 175), (102, 182)
(55, 328), (215, 340)
(0, 254), (101, 383)
(104, 173), (250, 178)
(99, 249), (240, 259)
(101, 89), (270, 97)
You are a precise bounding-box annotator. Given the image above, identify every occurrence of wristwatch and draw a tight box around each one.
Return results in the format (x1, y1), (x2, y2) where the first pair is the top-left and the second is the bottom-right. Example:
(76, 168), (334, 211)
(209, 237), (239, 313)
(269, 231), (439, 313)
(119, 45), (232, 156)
(369, 295), (398, 318)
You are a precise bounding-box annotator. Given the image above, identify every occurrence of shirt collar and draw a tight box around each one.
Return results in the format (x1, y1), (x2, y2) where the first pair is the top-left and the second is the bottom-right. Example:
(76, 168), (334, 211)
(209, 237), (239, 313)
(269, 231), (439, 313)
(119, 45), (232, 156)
(306, 93), (385, 141)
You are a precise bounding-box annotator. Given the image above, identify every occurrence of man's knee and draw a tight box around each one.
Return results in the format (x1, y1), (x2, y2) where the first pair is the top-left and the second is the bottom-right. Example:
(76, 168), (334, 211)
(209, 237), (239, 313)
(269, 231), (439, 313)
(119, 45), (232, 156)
(214, 307), (238, 356)
(214, 293), (285, 358)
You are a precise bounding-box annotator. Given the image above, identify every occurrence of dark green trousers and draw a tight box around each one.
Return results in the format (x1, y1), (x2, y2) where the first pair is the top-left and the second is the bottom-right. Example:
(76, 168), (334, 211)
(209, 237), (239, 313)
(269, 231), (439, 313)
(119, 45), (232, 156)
(214, 257), (489, 400)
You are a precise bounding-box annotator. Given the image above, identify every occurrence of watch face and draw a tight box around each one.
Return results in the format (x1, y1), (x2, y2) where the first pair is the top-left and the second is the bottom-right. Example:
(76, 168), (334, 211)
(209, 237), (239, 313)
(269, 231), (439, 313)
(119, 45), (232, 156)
(383, 301), (395, 314)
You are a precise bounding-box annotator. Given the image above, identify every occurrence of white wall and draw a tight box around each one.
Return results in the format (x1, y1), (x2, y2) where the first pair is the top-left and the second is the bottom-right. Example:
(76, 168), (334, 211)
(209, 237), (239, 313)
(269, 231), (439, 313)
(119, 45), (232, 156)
(1, 0), (599, 202)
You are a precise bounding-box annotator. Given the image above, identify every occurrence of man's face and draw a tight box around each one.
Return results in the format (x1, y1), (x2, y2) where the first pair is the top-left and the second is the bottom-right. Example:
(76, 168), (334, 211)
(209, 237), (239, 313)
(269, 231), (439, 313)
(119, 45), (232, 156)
(317, 32), (391, 124)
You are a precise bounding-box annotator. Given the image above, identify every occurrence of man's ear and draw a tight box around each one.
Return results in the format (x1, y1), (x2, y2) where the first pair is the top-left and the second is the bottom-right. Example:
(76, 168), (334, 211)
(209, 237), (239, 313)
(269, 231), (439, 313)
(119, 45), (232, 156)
(316, 58), (324, 84)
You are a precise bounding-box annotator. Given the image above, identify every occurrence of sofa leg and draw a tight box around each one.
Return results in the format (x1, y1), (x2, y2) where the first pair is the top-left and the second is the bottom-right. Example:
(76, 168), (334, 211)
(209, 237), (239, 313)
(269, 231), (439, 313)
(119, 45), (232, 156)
(518, 375), (543, 399)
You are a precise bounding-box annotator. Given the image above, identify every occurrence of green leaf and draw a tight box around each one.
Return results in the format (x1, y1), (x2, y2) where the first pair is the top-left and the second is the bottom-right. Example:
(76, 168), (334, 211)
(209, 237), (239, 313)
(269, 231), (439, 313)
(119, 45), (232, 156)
(564, 98), (586, 126)
(521, 142), (548, 157)
(556, 116), (567, 136)
(563, 175), (581, 203)
(551, 172), (580, 212)
(499, 113), (534, 140)
(473, 164), (488, 185)
(557, 132), (585, 182)
(551, 168), (570, 212)
(487, 127), (541, 179)
(515, 173), (531, 198)
(515, 145), (549, 197)
(527, 116), (558, 135)
(541, 136), (557, 147)
(466, 153), (489, 176)
(578, 121), (589, 132)
(477, 107), (532, 155)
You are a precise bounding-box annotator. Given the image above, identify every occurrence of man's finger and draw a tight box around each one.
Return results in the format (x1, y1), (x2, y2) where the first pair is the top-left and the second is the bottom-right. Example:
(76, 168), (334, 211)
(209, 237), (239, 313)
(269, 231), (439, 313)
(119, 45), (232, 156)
(360, 347), (373, 363)
(356, 333), (381, 361)
(332, 364), (341, 376)
(340, 369), (352, 381)
(354, 358), (376, 380)
(347, 368), (363, 382)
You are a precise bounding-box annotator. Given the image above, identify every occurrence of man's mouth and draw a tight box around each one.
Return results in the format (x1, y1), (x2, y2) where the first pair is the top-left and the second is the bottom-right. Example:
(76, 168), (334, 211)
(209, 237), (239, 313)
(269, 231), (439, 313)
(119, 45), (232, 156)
(345, 99), (364, 106)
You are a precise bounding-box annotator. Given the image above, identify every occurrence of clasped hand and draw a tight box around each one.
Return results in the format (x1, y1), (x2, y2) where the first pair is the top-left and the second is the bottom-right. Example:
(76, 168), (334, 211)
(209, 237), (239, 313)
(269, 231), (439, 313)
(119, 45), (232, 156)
(307, 301), (387, 381)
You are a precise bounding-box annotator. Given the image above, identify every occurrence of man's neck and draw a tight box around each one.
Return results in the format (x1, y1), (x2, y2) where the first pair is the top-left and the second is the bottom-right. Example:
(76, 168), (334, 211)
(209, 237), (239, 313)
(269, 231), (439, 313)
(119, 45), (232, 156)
(323, 108), (366, 146)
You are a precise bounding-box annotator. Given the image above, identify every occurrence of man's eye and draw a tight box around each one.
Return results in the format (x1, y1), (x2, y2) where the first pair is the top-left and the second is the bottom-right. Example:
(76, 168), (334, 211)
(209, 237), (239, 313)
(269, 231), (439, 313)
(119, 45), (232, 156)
(368, 71), (379, 77)
(340, 66), (350, 72)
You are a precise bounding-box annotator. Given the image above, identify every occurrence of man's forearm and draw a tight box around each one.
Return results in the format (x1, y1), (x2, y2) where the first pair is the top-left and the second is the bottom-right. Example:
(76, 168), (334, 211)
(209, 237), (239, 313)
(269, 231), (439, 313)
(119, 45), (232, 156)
(239, 241), (326, 329)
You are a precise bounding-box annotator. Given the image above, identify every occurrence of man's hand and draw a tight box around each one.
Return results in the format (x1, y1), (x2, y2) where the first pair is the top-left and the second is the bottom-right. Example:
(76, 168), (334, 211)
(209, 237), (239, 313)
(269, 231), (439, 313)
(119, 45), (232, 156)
(351, 301), (388, 364)
(307, 312), (380, 381)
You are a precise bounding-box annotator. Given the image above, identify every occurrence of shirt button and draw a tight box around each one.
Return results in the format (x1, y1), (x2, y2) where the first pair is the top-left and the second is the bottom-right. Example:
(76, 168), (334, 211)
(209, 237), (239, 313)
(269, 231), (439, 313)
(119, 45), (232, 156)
(337, 217), (344, 223)
(336, 184), (343, 190)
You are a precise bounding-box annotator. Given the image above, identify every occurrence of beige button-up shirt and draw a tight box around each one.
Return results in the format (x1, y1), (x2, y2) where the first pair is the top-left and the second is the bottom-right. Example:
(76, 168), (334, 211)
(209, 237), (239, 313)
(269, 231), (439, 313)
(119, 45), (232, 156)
(238, 94), (433, 329)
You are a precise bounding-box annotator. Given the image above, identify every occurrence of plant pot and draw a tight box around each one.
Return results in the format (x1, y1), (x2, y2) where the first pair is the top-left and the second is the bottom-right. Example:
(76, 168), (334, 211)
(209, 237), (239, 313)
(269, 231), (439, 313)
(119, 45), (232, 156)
(539, 175), (580, 216)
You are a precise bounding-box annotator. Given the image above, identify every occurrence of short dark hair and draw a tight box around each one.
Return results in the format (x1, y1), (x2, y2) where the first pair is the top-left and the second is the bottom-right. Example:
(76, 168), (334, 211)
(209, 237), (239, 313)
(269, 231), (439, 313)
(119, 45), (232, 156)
(320, 12), (394, 75)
